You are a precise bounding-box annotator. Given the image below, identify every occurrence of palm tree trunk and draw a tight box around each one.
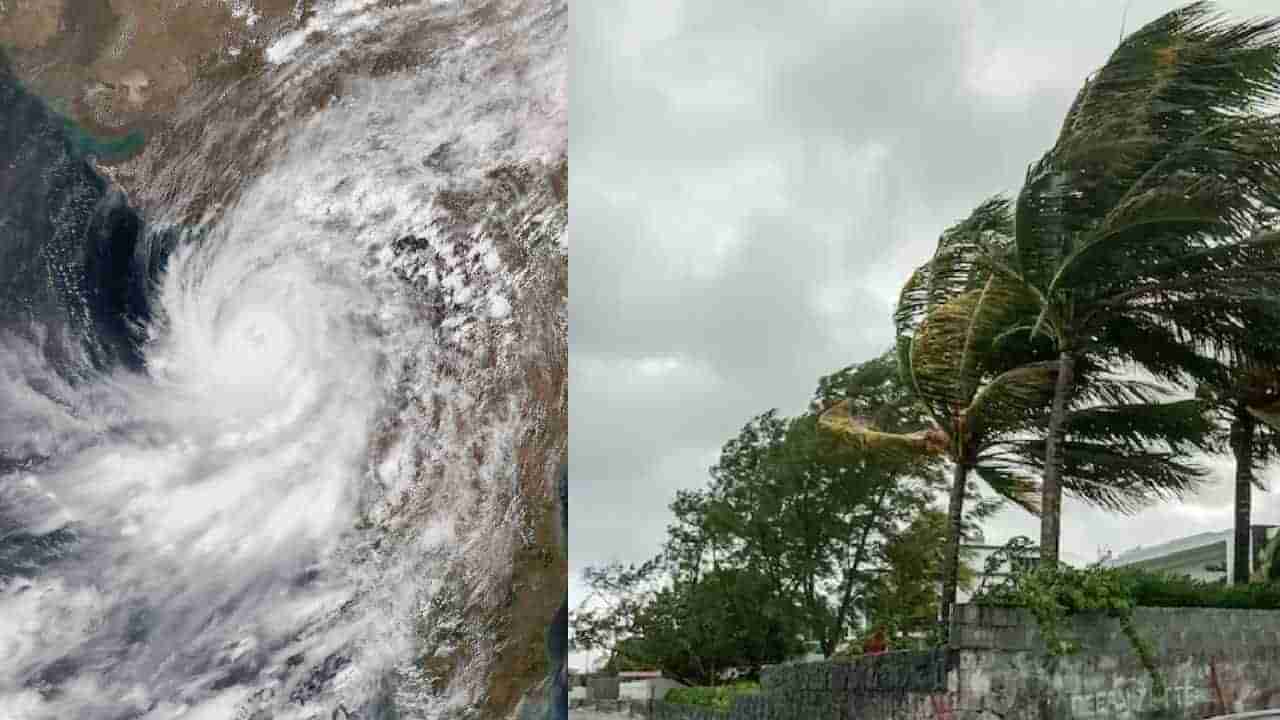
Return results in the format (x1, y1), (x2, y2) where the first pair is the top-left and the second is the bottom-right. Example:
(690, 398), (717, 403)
(1041, 351), (1077, 567)
(939, 459), (969, 642)
(1232, 402), (1256, 585)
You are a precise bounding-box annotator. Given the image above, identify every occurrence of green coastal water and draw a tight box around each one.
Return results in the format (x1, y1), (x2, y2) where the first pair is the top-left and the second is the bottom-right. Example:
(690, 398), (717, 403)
(2, 48), (146, 162)
(60, 116), (145, 162)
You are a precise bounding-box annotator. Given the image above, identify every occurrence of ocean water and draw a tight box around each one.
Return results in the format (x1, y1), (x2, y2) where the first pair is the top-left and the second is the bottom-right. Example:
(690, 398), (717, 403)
(0, 1), (566, 718)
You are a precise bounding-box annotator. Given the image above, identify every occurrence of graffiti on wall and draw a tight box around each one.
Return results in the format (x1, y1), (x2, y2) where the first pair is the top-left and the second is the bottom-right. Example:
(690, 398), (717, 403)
(1067, 681), (1209, 719)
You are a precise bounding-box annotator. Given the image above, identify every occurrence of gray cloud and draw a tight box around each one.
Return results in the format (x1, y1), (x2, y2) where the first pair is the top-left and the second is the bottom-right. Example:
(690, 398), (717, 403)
(569, 0), (1280, 657)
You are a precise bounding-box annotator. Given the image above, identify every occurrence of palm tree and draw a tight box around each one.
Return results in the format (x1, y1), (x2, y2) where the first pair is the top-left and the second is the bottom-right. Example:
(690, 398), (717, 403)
(981, 2), (1280, 565)
(1196, 357), (1280, 583)
(822, 198), (1213, 637)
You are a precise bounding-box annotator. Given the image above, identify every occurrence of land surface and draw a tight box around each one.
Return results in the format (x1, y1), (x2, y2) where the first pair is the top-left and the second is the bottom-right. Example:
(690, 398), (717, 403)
(0, 0), (302, 144)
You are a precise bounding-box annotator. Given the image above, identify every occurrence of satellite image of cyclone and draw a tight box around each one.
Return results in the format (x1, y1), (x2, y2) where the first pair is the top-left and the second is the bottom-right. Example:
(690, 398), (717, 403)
(0, 1), (567, 718)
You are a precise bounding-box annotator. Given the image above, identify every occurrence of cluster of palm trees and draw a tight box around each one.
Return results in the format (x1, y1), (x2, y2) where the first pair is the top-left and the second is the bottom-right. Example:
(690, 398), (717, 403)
(819, 2), (1280, 635)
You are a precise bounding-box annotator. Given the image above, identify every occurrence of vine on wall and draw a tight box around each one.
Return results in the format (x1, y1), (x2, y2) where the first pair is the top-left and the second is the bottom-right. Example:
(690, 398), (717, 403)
(973, 537), (1165, 698)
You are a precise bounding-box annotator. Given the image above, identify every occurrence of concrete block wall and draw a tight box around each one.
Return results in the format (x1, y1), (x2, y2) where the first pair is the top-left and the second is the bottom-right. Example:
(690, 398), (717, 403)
(949, 604), (1280, 719)
(759, 649), (950, 720)
(652, 699), (728, 720)
(759, 660), (843, 720)
(645, 604), (1280, 719)
(587, 675), (621, 700)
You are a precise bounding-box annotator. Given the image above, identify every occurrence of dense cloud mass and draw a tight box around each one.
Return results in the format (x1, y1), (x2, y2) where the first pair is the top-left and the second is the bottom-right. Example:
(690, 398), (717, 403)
(0, 1), (567, 714)
(569, 0), (1280, 667)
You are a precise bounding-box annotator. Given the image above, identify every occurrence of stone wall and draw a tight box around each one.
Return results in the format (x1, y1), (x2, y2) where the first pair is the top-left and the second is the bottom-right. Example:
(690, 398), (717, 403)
(652, 700), (726, 720)
(640, 604), (1280, 720)
(760, 649), (949, 720)
(949, 604), (1280, 719)
(588, 676), (621, 700)
(634, 650), (948, 720)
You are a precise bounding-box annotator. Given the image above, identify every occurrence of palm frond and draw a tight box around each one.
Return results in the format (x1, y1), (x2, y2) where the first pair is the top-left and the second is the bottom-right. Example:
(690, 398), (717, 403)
(999, 439), (1209, 514)
(909, 275), (1039, 426)
(1090, 313), (1224, 388)
(1015, 2), (1280, 296)
(971, 464), (1041, 515)
(1248, 399), (1280, 431)
(816, 400), (948, 458)
(896, 196), (1015, 346)
(1091, 229), (1280, 309)
(1070, 365), (1171, 407)
(964, 361), (1060, 446)
(1062, 399), (1215, 453)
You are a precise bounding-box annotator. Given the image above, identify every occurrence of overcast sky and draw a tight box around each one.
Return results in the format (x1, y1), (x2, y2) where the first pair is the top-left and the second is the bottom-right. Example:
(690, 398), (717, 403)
(568, 0), (1280, 669)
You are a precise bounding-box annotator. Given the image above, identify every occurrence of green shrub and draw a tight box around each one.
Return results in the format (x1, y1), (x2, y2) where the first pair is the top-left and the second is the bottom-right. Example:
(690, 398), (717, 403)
(1124, 570), (1280, 609)
(665, 682), (760, 711)
(971, 536), (1280, 702)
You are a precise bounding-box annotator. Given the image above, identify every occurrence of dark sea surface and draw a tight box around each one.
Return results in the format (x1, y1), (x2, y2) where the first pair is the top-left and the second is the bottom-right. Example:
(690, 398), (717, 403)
(0, 53), (162, 381)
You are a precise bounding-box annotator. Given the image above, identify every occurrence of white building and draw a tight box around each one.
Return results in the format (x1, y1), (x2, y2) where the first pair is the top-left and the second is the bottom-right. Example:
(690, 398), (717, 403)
(617, 671), (685, 701)
(1102, 525), (1280, 583)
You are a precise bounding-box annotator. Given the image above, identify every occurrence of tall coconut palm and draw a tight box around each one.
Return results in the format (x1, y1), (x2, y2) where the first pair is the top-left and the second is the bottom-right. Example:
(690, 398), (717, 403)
(1197, 294), (1280, 584)
(822, 198), (1214, 637)
(982, 2), (1280, 565)
(1200, 367), (1280, 583)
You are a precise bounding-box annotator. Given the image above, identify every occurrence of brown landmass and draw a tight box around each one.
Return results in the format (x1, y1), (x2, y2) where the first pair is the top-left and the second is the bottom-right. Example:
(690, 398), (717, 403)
(0, 0), (306, 142)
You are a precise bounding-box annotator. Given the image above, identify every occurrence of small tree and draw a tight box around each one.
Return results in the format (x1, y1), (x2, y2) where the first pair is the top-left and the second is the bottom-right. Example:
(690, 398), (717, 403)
(860, 508), (969, 648)
(701, 407), (944, 657)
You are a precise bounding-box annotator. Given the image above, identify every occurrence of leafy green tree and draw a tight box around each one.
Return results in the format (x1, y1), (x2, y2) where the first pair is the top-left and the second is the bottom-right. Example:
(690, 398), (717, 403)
(570, 559), (663, 671)
(572, 561), (803, 684)
(860, 507), (966, 648)
(621, 568), (805, 686)
(979, 2), (1280, 565)
(700, 406), (944, 657)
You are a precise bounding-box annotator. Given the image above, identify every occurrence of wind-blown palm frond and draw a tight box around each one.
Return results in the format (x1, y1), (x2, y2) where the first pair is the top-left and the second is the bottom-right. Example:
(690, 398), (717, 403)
(1069, 364), (1171, 407)
(971, 464), (1040, 515)
(990, 3), (1280, 565)
(1090, 314), (1225, 388)
(962, 361), (1060, 447)
(1015, 2), (1280, 298)
(896, 197), (1018, 398)
(816, 400), (948, 459)
(987, 439), (1207, 514)
(972, 393), (1213, 515)
(909, 276), (1041, 432)
(896, 197), (1014, 337)
(1061, 399), (1213, 452)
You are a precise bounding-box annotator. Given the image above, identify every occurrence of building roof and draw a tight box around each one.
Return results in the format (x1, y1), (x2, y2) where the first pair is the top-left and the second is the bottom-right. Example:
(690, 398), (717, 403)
(1103, 525), (1278, 568)
(1103, 530), (1227, 567)
(961, 543), (1089, 567)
